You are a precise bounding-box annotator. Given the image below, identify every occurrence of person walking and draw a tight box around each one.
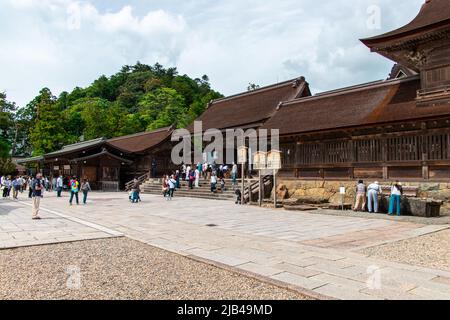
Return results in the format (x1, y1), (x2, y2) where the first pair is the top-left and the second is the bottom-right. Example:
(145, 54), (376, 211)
(32, 174), (44, 220)
(69, 176), (80, 206)
(81, 179), (92, 205)
(353, 180), (367, 212)
(12, 176), (21, 200)
(2, 177), (10, 198)
(56, 175), (63, 198)
(388, 181), (403, 216)
(175, 170), (181, 189)
(367, 181), (382, 213)
(162, 175), (169, 199)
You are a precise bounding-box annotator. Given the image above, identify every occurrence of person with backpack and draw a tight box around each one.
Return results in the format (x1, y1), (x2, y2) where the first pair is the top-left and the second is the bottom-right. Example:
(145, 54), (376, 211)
(211, 173), (218, 193)
(69, 176), (80, 206)
(32, 173), (44, 220)
(388, 181), (403, 216)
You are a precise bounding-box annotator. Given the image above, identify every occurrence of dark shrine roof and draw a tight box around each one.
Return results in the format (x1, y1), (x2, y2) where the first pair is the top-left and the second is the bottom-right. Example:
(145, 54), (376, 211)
(188, 77), (310, 132)
(261, 76), (450, 136)
(361, 0), (450, 46)
(106, 126), (173, 153)
(45, 138), (107, 158)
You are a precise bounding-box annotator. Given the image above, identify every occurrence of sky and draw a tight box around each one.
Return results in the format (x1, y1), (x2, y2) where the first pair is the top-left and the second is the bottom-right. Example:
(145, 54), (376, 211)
(0, 0), (424, 108)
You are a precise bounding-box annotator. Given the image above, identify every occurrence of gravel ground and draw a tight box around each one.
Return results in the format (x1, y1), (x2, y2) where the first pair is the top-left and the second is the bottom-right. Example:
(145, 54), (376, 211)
(0, 237), (311, 300)
(361, 229), (450, 272)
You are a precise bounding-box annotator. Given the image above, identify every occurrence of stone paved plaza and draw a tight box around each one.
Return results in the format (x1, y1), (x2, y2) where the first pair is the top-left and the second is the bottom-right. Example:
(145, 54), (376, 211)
(1, 192), (450, 300)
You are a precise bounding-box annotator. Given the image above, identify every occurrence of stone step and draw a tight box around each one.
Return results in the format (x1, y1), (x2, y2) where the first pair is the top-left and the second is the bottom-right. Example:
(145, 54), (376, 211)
(142, 190), (235, 201)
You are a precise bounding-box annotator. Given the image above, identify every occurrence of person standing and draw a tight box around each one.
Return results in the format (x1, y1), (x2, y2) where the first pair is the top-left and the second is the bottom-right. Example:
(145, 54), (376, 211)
(151, 159), (158, 178)
(232, 162), (238, 186)
(32, 174), (44, 220)
(195, 167), (200, 188)
(186, 165), (191, 182)
(69, 176), (80, 206)
(211, 173), (217, 193)
(367, 181), (382, 213)
(56, 175), (63, 198)
(28, 176), (34, 198)
(81, 179), (92, 205)
(175, 170), (181, 189)
(353, 180), (367, 212)
(388, 181), (403, 216)
(3, 177), (11, 198)
(162, 175), (169, 199)
(167, 175), (177, 201)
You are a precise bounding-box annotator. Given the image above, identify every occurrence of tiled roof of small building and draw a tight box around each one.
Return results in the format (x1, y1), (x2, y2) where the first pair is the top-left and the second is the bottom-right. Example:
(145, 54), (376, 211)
(107, 126), (173, 153)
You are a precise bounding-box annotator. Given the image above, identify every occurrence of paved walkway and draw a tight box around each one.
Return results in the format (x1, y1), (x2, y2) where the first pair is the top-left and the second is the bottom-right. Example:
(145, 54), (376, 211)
(1, 192), (449, 300)
(0, 198), (121, 249)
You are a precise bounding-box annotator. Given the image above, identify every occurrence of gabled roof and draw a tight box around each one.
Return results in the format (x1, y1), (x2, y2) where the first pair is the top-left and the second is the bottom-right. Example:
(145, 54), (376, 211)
(71, 149), (133, 164)
(16, 155), (45, 165)
(261, 76), (450, 136)
(45, 138), (107, 158)
(107, 126), (173, 153)
(188, 77), (311, 132)
(361, 0), (450, 46)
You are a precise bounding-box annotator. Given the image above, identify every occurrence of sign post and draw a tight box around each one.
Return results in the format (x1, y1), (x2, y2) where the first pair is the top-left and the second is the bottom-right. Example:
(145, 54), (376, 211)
(253, 151), (267, 207)
(237, 146), (248, 205)
(340, 187), (346, 211)
(267, 150), (282, 208)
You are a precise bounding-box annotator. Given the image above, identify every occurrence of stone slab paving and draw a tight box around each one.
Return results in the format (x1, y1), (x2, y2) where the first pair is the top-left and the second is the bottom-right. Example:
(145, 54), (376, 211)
(2, 192), (450, 300)
(0, 198), (121, 249)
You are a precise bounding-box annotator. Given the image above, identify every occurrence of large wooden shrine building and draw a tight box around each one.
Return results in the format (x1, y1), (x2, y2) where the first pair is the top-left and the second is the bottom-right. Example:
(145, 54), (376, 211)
(20, 0), (450, 187)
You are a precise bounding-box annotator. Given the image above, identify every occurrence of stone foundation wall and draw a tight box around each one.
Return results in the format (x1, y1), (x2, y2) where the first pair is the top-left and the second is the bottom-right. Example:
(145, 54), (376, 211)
(278, 179), (450, 215)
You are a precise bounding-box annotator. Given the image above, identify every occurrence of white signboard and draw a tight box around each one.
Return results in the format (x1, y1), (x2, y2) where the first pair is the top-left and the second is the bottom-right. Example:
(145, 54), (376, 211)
(237, 147), (248, 164)
(340, 187), (346, 195)
(266, 150), (282, 170)
(64, 165), (71, 170)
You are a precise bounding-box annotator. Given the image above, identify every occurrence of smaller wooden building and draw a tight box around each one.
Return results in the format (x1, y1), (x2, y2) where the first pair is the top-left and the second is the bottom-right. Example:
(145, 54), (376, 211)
(18, 127), (174, 190)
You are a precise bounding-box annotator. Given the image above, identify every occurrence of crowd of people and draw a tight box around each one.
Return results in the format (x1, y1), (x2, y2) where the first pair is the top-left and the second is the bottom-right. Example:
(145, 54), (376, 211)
(158, 162), (240, 200)
(1, 173), (92, 220)
(353, 180), (404, 216)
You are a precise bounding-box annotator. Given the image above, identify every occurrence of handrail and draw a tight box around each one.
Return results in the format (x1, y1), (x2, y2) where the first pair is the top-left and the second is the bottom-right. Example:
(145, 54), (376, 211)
(125, 172), (151, 191)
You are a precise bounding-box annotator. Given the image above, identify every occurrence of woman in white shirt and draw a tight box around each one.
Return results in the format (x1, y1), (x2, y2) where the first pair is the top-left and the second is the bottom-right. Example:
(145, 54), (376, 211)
(388, 181), (403, 216)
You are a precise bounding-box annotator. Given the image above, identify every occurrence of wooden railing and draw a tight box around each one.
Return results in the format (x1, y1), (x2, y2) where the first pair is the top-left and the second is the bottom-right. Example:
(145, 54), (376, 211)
(243, 175), (273, 203)
(125, 172), (151, 192)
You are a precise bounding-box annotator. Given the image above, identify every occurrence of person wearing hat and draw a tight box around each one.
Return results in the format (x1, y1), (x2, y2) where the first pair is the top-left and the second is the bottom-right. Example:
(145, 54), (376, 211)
(367, 181), (382, 213)
(388, 181), (403, 216)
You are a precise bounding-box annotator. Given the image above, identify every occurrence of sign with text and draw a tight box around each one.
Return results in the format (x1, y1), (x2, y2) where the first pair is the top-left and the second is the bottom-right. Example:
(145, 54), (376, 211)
(266, 150), (282, 170)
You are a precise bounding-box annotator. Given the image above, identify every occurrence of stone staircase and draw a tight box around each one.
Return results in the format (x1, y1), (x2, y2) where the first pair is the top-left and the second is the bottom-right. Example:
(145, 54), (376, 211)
(141, 178), (238, 201)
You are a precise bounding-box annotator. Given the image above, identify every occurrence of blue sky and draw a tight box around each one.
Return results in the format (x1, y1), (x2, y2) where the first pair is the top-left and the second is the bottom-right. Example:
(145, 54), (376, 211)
(0, 0), (424, 107)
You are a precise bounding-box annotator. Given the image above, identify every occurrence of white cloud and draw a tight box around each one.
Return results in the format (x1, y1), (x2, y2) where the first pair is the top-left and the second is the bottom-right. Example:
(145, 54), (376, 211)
(0, 0), (424, 107)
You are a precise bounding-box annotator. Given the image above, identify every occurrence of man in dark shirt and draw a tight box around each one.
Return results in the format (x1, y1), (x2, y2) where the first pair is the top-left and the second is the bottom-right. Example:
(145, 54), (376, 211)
(32, 173), (44, 220)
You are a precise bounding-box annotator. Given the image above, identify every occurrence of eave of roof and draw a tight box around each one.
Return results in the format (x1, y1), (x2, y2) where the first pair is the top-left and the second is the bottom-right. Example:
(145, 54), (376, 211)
(361, 0), (450, 47)
(45, 138), (107, 158)
(16, 156), (45, 164)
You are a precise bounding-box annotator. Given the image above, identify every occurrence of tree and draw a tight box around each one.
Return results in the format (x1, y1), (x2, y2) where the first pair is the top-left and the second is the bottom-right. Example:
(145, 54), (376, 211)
(247, 83), (261, 91)
(29, 88), (68, 155)
(138, 88), (187, 130)
(0, 92), (18, 174)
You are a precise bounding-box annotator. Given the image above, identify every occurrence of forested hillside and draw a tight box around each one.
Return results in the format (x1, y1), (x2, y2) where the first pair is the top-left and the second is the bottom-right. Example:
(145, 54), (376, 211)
(4, 62), (222, 159)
